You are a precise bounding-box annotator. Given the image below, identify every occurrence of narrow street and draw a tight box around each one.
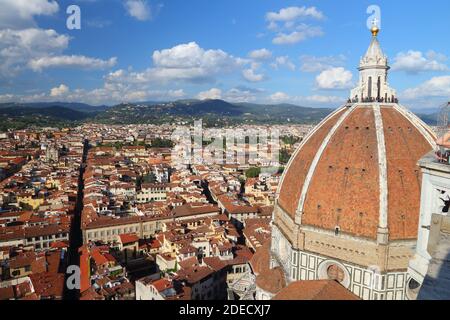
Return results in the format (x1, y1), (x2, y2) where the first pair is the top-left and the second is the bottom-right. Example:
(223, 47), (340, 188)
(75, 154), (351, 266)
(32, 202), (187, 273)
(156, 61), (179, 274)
(201, 180), (217, 205)
(63, 139), (88, 300)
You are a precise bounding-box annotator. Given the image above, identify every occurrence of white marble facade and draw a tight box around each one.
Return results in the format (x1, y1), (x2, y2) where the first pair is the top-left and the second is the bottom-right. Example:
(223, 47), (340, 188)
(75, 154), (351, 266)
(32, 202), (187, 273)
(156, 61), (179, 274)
(408, 154), (450, 299)
(270, 224), (409, 300)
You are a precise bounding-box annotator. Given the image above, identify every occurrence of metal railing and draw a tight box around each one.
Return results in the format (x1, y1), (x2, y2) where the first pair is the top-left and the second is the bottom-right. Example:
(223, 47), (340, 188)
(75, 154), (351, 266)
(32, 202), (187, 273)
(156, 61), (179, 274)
(348, 97), (399, 104)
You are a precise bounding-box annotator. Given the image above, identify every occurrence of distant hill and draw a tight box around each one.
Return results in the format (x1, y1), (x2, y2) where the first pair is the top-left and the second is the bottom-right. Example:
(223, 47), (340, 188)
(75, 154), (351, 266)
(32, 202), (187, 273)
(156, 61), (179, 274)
(0, 105), (89, 120)
(0, 105), (91, 131)
(0, 99), (440, 130)
(234, 102), (334, 123)
(416, 113), (438, 126)
(94, 99), (334, 126)
(0, 102), (109, 113)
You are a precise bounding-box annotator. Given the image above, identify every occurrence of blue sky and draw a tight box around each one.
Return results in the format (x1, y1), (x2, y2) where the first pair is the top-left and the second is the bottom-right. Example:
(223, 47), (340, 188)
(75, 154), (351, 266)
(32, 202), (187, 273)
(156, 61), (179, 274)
(0, 0), (449, 110)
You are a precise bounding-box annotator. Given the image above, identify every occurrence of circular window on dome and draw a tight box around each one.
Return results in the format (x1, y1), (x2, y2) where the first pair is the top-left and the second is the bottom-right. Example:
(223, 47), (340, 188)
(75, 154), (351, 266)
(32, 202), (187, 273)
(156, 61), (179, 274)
(327, 264), (346, 283)
(318, 260), (350, 288)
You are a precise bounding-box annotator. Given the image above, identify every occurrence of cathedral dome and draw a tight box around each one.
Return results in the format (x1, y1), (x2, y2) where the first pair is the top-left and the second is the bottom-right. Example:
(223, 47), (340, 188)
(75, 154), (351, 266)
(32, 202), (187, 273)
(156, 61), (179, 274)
(277, 104), (435, 241)
(264, 21), (438, 301)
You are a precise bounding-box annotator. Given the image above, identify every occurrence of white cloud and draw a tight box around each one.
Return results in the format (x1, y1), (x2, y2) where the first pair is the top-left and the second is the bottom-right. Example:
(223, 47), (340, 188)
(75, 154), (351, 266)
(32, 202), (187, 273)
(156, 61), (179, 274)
(304, 95), (344, 104)
(29, 55), (117, 71)
(0, 94), (15, 102)
(266, 6), (324, 22)
(269, 91), (344, 106)
(153, 42), (241, 69)
(16, 84), (259, 105)
(136, 42), (247, 83)
(0, 27), (118, 77)
(242, 69), (264, 82)
(5, 85), (187, 105)
(0, 28), (69, 54)
(265, 7), (325, 45)
(315, 67), (353, 90)
(402, 76), (450, 99)
(87, 87), (186, 104)
(3, 39), (241, 84)
(50, 84), (69, 97)
(197, 88), (222, 100)
(267, 21), (278, 31)
(118, 89), (185, 102)
(0, 28), (69, 76)
(121, 90), (149, 102)
(242, 63), (265, 82)
(248, 48), (272, 60)
(167, 89), (186, 99)
(392, 50), (448, 73)
(223, 88), (258, 103)
(300, 54), (346, 72)
(271, 56), (296, 71)
(152, 42), (244, 82)
(0, 0), (59, 29)
(269, 91), (291, 103)
(197, 87), (262, 103)
(272, 24), (323, 45)
(124, 0), (151, 21)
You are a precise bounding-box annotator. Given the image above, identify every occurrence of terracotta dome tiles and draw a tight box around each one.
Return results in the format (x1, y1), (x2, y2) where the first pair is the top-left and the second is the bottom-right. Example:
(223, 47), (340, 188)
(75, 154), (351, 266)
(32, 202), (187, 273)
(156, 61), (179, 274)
(303, 107), (380, 239)
(277, 104), (434, 241)
(381, 107), (432, 240)
(278, 108), (347, 219)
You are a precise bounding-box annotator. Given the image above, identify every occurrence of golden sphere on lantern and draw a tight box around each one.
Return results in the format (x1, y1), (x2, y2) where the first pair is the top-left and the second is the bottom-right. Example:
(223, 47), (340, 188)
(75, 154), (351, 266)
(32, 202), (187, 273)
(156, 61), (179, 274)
(371, 25), (379, 36)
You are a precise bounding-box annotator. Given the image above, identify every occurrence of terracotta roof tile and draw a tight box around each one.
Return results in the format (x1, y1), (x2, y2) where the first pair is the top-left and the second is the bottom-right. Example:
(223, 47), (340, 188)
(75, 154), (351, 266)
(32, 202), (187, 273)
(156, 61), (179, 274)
(119, 233), (139, 244)
(273, 280), (360, 300)
(249, 241), (271, 275)
(255, 266), (286, 294)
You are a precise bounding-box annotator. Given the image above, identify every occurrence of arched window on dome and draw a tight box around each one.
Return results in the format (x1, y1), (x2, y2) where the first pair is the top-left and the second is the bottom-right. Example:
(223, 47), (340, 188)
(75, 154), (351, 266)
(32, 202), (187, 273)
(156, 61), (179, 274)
(327, 264), (345, 283)
(368, 77), (372, 99)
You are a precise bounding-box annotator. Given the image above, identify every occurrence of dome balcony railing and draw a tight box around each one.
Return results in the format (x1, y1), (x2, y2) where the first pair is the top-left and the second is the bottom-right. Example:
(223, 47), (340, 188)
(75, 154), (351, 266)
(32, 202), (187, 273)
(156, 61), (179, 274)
(347, 97), (399, 104)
